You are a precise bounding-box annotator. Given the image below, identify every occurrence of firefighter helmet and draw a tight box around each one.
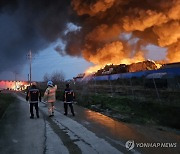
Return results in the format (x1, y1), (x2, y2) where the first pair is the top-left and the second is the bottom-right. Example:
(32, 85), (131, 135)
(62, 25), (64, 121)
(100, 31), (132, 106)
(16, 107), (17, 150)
(47, 80), (53, 86)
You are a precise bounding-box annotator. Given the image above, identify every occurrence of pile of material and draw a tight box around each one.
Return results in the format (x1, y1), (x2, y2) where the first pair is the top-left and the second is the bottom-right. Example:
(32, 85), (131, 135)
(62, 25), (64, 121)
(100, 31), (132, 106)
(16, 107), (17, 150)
(95, 60), (159, 76)
(128, 60), (158, 72)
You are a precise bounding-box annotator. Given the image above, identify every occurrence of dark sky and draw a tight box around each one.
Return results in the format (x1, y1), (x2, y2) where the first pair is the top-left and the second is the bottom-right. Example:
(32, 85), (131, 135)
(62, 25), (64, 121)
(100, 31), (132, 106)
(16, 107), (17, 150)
(0, 0), (72, 76)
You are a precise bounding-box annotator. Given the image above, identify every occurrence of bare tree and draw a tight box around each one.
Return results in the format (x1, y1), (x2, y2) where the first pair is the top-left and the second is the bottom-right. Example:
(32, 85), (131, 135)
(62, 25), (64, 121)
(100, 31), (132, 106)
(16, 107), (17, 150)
(43, 73), (50, 82)
(43, 71), (65, 90)
(51, 71), (65, 85)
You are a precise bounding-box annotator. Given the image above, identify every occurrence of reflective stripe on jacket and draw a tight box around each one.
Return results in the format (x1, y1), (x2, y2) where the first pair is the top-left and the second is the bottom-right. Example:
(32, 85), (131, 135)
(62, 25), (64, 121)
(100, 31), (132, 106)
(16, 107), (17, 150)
(44, 85), (57, 103)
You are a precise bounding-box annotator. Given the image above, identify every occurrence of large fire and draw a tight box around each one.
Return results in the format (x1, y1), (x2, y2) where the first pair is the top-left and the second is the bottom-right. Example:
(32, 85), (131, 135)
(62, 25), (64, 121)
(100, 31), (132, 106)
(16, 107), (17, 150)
(85, 47), (163, 74)
(68, 0), (180, 75)
(0, 80), (29, 91)
(85, 59), (162, 75)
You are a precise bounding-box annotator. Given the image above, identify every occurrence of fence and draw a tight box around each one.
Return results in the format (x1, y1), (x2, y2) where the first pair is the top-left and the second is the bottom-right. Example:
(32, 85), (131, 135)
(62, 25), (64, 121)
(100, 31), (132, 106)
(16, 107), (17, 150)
(70, 76), (180, 106)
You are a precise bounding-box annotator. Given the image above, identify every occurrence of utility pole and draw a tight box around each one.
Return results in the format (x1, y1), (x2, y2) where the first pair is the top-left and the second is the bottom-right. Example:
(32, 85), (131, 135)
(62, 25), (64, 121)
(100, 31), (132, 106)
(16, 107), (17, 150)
(14, 72), (17, 90)
(28, 50), (32, 85)
(28, 74), (29, 83)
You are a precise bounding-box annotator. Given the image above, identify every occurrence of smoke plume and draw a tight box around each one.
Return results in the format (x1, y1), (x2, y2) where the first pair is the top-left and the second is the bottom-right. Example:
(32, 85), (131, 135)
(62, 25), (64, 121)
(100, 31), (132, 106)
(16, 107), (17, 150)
(0, 0), (179, 78)
(0, 0), (71, 75)
(63, 0), (180, 65)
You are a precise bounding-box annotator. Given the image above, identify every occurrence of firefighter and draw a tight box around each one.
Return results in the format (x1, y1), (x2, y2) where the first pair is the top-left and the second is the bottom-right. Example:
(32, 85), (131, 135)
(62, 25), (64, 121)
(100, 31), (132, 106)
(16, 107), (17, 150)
(63, 83), (75, 116)
(44, 81), (57, 117)
(26, 82), (41, 119)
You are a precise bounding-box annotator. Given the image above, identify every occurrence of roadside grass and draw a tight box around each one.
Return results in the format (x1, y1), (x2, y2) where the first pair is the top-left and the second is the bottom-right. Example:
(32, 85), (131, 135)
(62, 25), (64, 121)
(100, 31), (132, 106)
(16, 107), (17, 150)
(40, 82), (180, 129)
(75, 93), (180, 129)
(0, 93), (17, 119)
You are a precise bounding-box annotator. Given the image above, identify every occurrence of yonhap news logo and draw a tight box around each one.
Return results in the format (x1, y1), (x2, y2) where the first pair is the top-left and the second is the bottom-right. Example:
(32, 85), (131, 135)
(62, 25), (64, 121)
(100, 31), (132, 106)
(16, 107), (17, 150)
(125, 140), (177, 151)
(125, 140), (135, 151)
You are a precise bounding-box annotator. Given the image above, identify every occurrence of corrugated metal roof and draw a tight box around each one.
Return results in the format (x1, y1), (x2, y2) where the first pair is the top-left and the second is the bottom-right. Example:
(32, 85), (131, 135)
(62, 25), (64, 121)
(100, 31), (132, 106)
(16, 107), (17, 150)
(146, 72), (173, 79)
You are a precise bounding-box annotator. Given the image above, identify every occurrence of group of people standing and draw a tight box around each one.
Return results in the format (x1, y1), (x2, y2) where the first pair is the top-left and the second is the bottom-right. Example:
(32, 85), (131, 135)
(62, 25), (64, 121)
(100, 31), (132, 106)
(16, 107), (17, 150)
(26, 81), (75, 119)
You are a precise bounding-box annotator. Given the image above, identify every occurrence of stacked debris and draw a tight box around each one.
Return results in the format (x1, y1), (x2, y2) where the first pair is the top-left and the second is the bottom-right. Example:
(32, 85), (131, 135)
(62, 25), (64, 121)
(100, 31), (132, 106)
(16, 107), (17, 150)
(94, 60), (159, 76)
(128, 60), (158, 72)
(112, 64), (128, 74)
(95, 64), (129, 76)
(73, 73), (85, 81)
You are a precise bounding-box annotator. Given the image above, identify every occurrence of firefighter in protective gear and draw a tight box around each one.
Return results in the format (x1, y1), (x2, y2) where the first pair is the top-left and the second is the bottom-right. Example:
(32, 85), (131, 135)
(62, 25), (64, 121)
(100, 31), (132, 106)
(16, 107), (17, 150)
(26, 82), (41, 119)
(63, 83), (75, 116)
(44, 81), (57, 117)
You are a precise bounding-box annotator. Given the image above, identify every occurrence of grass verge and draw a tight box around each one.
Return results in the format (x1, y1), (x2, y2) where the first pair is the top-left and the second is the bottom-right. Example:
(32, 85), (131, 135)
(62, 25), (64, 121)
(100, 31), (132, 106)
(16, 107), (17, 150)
(0, 93), (17, 119)
(75, 93), (180, 129)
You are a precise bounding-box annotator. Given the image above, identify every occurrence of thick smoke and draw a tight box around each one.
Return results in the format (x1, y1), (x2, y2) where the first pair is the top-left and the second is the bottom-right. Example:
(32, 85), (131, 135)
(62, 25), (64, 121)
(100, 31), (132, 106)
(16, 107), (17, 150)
(0, 0), (71, 75)
(62, 0), (180, 65)
(0, 0), (179, 78)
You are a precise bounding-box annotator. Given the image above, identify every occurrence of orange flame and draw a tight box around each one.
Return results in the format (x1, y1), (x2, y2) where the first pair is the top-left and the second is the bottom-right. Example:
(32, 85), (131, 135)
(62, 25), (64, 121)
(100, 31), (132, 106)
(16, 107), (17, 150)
(85, 52), (147, 74)
(85, 60), (162, 75)
(0, 80), (29, 91)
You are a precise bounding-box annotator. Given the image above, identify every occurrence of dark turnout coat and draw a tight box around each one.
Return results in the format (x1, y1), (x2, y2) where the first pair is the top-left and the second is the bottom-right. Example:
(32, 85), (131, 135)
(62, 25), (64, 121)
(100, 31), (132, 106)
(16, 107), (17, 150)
(26, 85), (41, 103)
(63, 88), (75, 103)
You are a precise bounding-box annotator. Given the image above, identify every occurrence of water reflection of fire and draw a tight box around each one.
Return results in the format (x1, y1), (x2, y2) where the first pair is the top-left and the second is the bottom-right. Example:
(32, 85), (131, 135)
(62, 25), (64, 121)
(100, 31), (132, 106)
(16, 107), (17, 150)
(0, 80), (29, 91)
(84, 110), (142, 140)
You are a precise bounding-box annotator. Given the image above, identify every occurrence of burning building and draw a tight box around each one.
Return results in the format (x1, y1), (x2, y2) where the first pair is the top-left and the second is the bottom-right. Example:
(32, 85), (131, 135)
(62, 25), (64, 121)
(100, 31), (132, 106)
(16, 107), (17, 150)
(0, 1), (179, 80)
(91, 60), (161, 76)
(73, 73), (85, 82)
(73, 60), (180, 82)
(63, 0), (180, 75)
(128, 60), (160, 72)
(0, 80), (29, 91)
